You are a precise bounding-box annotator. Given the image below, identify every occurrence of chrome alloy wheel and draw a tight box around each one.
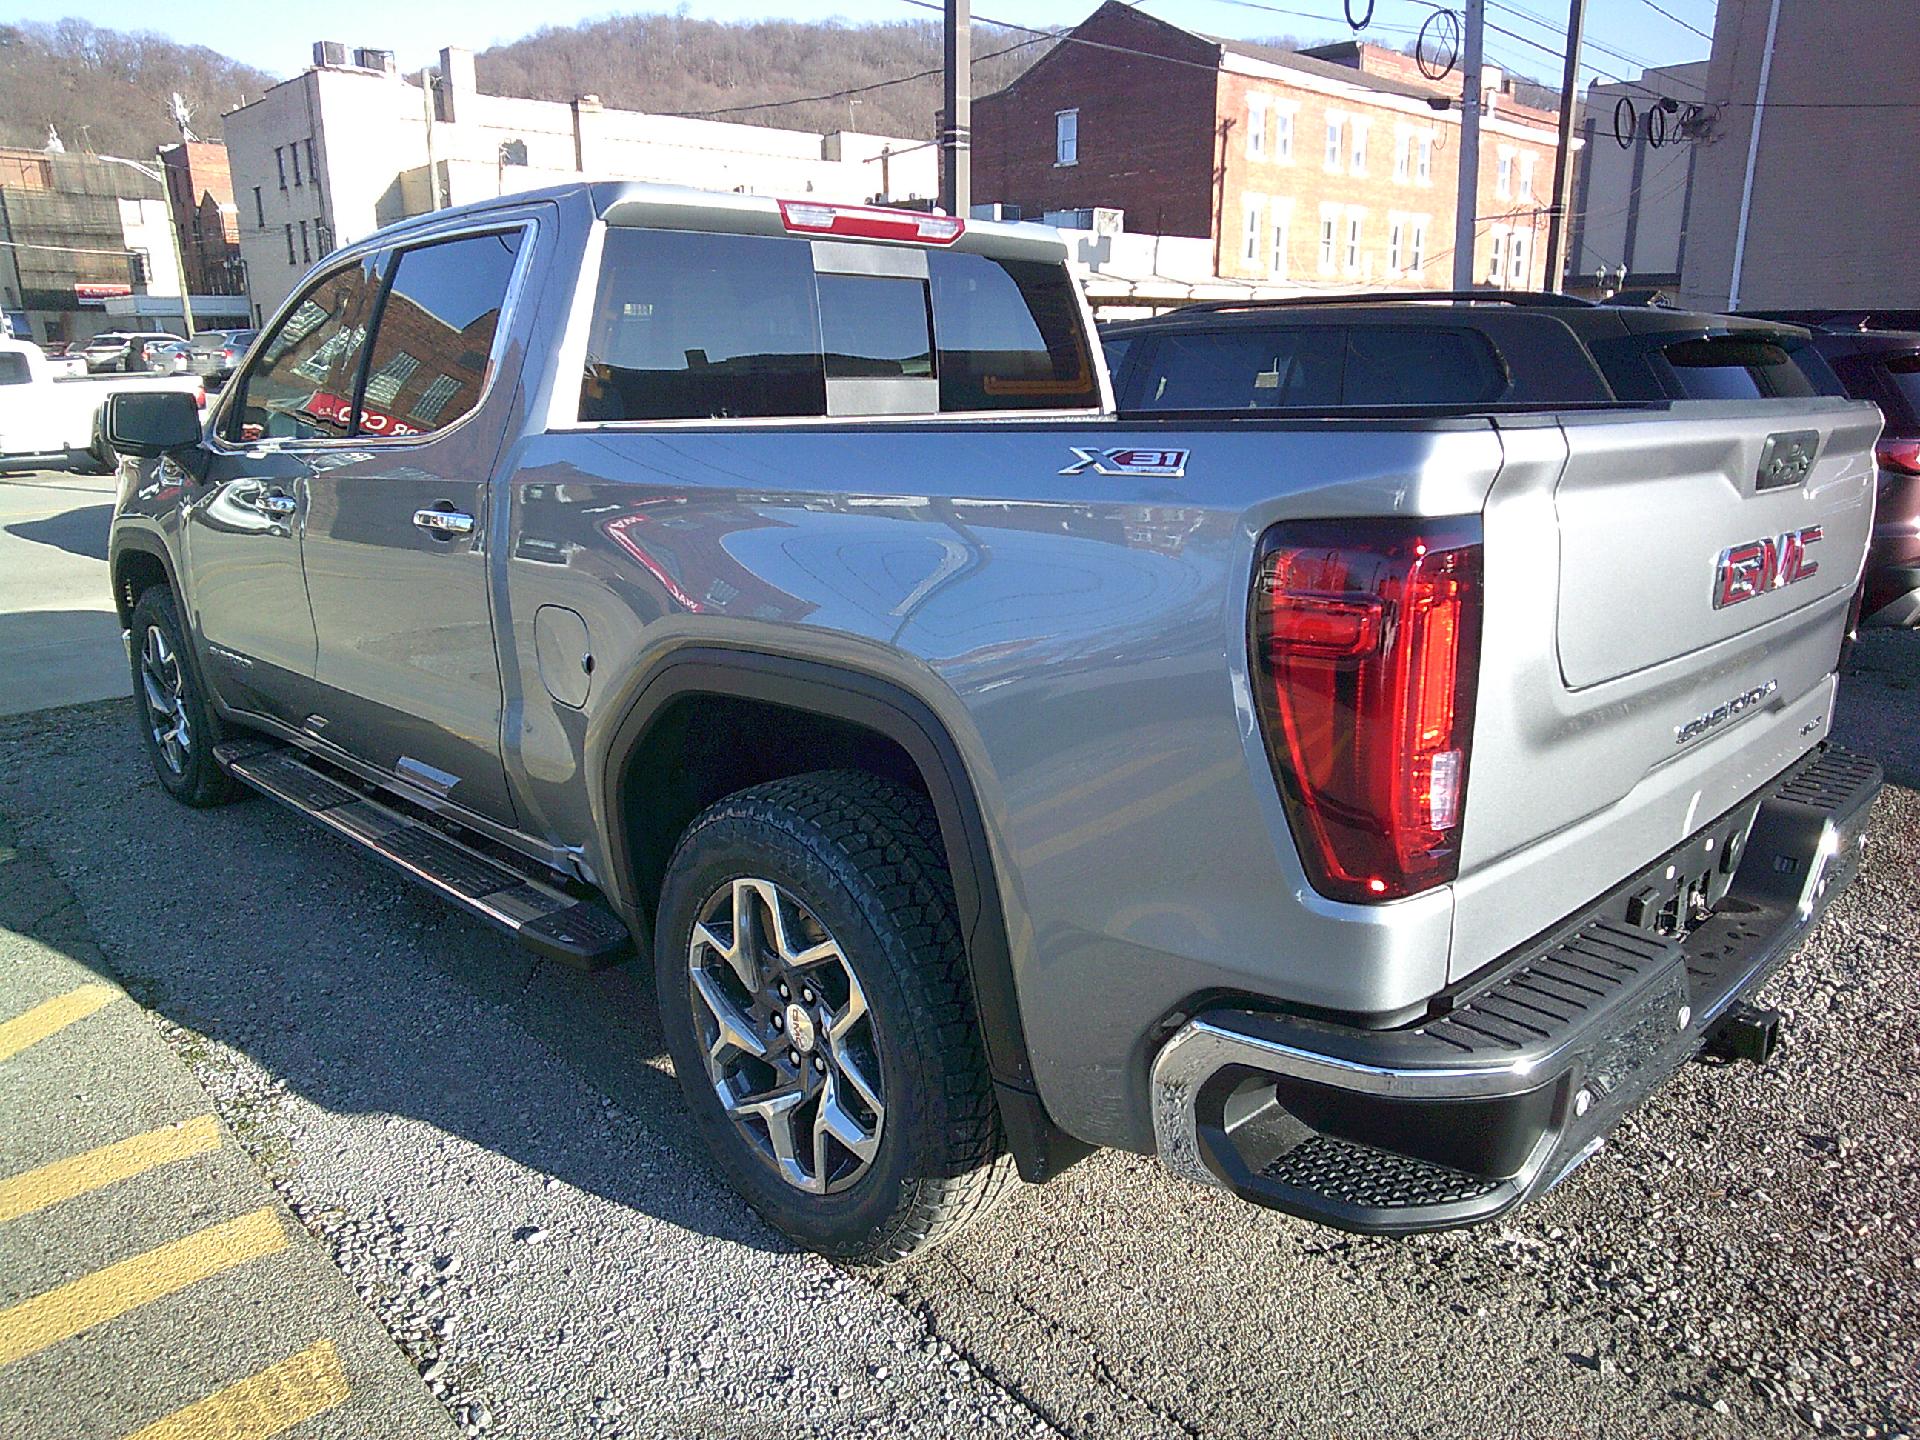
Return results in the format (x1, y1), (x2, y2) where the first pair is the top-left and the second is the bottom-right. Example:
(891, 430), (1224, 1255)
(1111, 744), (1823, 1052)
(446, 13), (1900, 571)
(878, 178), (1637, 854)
(688, 877), (885, 1194)
(140, 624), (191, 776)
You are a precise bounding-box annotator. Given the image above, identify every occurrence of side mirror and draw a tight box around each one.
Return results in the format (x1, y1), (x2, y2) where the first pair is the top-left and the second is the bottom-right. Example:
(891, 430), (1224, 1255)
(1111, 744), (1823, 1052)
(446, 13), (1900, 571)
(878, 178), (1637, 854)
(105, 390), (203, 458)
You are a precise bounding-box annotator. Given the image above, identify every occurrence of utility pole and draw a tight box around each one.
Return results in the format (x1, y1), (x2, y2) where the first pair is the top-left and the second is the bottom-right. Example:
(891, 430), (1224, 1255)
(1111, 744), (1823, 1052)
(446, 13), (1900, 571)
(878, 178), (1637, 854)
(1541, 0), (1587, 292)
(1450, 0), (1486, 290)
(941, 0), (971, 218)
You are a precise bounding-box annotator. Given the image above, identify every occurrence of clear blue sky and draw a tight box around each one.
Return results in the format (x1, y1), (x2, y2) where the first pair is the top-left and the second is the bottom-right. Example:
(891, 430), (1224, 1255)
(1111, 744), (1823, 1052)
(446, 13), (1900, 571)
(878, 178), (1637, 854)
(5, 0), (1718, 91)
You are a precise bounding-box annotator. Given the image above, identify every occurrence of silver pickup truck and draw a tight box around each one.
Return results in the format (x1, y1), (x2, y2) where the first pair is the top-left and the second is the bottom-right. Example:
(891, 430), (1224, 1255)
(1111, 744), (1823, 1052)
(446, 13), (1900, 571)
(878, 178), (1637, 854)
(105, 182), (1885, 1263)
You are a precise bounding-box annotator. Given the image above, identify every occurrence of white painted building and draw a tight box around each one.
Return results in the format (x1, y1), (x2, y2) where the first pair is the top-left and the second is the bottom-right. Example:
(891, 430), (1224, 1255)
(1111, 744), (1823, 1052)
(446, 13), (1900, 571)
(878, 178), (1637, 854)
(224, 43), (940, 320)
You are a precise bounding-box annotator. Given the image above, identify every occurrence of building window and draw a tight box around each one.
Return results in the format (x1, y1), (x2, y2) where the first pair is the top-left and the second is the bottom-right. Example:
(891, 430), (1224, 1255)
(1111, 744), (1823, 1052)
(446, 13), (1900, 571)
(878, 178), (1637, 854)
(1324, 115), (1342, 171)
(1518, 153), (1536, 201)
(1318, 202), (1339, 274)
(412, 373), (462, 425)
(1273, 105), (1294, 162)
(1488, 226), (1509, 285)
(1394, 132), (1411, 184)
(1388, 215), (1405, 274)
(1241, 194), (1263, 266)
(252, 186), (264, 228)
(1496, 147), (1514, 199)
(1409, 216), (1428, 273)
(1349, 122), (1367, 176)
(1345, 207), (1365, 274)
(284, 223), (295, 264)
(1247, 98), (1266, 159)
(316, 220), (333, 257)
(306, 139), (317, 187)
(1508, 229), (1531, 287)
(1055, 109), (1079, 167)
(364, 350), (421, 407)
(1417, 135), (1433, 185)
(291, 143), (302, 187)
(1270, 201), (1291, 279)
(299, 221), (310, 263)
(275, 147), (287, 191)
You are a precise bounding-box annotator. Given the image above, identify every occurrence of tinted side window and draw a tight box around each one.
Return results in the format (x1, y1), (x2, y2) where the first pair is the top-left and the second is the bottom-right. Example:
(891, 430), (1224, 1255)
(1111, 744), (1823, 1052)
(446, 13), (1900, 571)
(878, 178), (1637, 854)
(1875, 353), (1920, 430)
(0, 352), (29, 385)
(224, 265), (371, 443)
(927, 252), (1099, 411)
(1662, 337), (1817, 400)
(582, 229), (825, 422)
(356, 229), (522, 439)
(1342, 327), (1506, 406)
(1131, 329), (1342, 410)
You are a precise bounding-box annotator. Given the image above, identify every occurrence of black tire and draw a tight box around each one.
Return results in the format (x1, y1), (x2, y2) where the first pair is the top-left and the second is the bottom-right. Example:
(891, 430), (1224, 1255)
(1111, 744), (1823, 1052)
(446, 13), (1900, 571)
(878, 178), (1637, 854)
(128, 586), (239, 807)
(655, 770), (1016, 1263)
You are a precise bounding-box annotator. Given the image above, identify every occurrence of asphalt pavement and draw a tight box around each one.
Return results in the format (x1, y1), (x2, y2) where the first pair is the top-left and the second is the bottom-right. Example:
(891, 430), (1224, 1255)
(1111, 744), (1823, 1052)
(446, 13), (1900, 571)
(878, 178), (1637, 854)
(0, 466), (128, 715)
(0, 821), (457, 1439)
(0, 474), (1912, 1437)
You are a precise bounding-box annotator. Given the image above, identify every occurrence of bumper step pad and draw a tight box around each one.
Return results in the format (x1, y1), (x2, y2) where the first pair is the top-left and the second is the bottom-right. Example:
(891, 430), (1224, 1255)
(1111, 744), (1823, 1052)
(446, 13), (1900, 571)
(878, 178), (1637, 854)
(1152, 742), (1884, 1235)
(212, 740), (631, 969)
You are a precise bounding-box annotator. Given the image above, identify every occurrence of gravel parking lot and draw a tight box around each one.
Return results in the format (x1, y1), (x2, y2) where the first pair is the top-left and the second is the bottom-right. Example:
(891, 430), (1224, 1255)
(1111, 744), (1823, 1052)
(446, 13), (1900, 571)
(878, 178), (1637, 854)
(0, 633), (1913, 1440)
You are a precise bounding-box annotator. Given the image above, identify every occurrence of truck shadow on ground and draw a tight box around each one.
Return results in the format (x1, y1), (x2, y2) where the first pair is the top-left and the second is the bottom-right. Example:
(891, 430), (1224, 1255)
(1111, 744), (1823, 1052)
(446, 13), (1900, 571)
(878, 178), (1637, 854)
(0, 708), (797, 1258)
(5, 502), (113, 562)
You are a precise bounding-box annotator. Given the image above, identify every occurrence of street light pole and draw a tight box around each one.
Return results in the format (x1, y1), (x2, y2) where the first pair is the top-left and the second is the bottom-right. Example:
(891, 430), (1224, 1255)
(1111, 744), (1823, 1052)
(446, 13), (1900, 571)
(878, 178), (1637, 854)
(1541, 0), (1588, 292)
(1450, 0), (1486, 290)
(941, 0), (971, 218)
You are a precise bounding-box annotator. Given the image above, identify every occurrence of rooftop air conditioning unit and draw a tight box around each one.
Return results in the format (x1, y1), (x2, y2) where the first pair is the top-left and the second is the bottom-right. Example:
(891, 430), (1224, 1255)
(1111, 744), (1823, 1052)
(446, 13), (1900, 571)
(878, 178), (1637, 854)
(313, 41), (348, 68)
(354, 48), (395, 73)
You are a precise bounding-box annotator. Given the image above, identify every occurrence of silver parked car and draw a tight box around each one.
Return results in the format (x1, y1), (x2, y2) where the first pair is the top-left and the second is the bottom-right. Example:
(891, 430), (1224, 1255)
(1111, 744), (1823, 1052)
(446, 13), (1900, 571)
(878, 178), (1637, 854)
(188, 329), (259, 382)
(146, 340), (193, 374)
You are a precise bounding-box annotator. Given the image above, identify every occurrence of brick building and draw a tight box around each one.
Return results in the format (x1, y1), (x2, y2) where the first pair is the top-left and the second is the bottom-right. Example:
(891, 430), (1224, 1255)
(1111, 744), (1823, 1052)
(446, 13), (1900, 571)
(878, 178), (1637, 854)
(971, 3), (1567, 291)
(160, 141), (245, 298)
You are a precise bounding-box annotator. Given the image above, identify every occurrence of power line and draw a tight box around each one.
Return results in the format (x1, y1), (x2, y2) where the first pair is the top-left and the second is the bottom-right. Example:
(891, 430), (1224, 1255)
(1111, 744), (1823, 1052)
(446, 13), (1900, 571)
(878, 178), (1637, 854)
(1629, 0), (1715, 43)
(892, 0), (1239, 74)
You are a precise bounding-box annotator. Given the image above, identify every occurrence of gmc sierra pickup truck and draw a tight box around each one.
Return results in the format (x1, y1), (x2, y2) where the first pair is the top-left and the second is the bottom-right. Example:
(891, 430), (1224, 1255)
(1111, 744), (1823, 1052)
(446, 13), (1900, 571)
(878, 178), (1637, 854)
(105, 182), (1885, 1263)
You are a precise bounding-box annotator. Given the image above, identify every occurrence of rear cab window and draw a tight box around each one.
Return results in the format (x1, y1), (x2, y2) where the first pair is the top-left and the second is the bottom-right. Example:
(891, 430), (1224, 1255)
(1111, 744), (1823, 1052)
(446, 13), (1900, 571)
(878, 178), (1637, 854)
(578, 226), (1098, 422)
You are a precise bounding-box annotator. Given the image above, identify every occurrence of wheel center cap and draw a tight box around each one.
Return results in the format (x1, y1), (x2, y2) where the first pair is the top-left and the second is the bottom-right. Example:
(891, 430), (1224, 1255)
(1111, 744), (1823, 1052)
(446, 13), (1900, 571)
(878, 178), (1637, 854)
(784, 1003), (816, 1054)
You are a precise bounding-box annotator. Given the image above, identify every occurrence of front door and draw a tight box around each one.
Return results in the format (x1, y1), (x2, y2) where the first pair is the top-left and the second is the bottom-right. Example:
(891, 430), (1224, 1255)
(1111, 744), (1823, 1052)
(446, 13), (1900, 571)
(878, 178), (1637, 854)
(297, 224), (532, 826)
(183, 258), (377, 727)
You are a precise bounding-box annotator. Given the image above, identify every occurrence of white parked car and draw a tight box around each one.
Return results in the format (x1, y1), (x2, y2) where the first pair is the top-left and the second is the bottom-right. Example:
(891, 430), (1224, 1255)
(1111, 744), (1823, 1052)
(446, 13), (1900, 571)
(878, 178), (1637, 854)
(0, 337), (203, 469)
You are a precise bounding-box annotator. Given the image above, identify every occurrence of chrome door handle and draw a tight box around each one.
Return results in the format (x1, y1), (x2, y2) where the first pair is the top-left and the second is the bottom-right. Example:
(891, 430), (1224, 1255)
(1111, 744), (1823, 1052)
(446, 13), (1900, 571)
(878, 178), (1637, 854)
(254, 492), (298, 518)
(413, 508), (475, 537)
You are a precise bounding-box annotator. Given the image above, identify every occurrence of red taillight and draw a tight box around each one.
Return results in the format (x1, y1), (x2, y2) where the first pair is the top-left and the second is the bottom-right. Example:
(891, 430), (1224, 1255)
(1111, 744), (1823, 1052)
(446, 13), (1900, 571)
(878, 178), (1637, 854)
(776, 199), (964, 245)
(1875, 438), (1920, 476)
(1250, 518), (1483, 903)
(195, 388), (207, 410)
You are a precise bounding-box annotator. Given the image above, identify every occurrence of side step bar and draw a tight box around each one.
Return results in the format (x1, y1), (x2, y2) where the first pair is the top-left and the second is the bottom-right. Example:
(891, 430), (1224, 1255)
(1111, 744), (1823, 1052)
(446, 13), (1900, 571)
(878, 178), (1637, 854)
(212, 739), (631, 969)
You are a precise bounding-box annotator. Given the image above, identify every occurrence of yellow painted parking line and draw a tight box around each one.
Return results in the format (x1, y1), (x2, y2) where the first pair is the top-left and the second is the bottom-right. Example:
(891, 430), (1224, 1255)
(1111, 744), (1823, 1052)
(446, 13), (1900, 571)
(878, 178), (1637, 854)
(0, 1116), (223, 1224)
(121, 1339), (350, 1440)
(0, 1207), (286, 1368)
(0, 983), (119, 1062)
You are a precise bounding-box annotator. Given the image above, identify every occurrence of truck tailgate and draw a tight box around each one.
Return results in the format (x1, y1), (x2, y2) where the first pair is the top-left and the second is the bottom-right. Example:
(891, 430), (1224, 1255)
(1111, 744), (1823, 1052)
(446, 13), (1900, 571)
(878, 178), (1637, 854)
(1552, 401), (1881, 687)
(1447, 398), (1880, 982)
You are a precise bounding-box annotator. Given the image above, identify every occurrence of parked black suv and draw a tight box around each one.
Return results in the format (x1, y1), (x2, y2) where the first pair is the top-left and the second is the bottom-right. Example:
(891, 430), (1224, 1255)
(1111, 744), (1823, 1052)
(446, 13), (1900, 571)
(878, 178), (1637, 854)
(1766, 322), (1920, 626)
(1100, 292), (1845, 414)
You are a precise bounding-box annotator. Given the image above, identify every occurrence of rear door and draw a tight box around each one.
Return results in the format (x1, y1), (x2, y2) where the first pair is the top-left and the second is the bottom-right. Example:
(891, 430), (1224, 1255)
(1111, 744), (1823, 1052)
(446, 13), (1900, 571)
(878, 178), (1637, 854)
(297, 220), (534, 826)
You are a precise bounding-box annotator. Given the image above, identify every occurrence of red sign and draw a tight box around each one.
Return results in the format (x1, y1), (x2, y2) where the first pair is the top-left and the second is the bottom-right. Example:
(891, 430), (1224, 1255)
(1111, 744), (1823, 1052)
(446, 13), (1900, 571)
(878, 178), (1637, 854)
(302, 390), (424, 438)
(74, 282), (133, 302)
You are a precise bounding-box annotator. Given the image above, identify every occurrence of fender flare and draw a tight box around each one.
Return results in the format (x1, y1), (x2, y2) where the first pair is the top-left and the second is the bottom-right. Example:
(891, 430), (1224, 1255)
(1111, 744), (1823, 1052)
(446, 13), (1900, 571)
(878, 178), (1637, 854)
(592, 645), (1092, 1182)
(107, 529), (183, 627)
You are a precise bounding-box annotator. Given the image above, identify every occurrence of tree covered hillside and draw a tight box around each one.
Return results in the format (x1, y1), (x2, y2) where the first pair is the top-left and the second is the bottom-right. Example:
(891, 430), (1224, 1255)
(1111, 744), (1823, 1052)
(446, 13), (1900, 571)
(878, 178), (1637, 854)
(0, 19), (276, 157)
(476, 15), (1056, 140)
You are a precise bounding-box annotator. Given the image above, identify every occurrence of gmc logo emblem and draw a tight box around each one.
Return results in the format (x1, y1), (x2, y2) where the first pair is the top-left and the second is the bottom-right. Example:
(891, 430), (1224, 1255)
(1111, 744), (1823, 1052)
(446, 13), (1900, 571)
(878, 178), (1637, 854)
(1713, 526), (1823, 610)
